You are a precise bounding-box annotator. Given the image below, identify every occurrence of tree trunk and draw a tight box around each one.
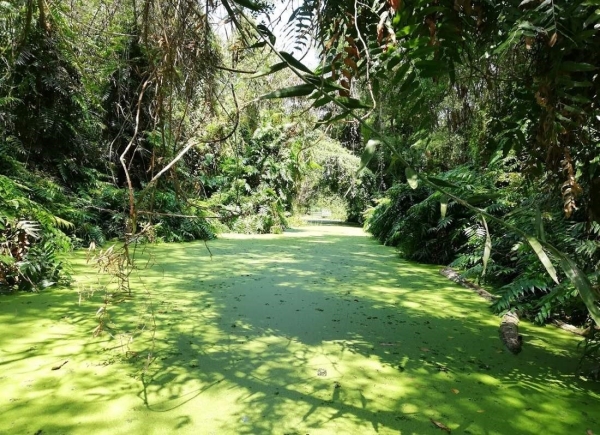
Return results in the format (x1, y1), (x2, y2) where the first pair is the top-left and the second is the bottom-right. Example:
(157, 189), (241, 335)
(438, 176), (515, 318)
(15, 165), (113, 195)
(500, 312), (522, 354)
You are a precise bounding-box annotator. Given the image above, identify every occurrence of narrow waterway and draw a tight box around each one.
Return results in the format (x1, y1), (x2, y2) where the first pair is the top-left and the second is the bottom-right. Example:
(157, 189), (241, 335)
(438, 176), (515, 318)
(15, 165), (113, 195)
(1, 224), (598, 434)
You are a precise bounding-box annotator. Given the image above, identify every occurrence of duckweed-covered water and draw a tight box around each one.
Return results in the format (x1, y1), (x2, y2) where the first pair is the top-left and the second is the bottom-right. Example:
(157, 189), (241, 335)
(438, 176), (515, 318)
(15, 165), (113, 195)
(1, 225), (598, 434)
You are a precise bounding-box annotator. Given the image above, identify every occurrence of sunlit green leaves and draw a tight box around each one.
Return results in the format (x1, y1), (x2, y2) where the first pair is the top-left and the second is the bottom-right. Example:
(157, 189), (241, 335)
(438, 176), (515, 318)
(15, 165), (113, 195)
(260, 84), (315, 99)
(279, 52), (313, 74)
(248, 62), (287, 78)
(535, 207), (545, 243)
(527, 237), (559, 284)
(335, 97), (371, 109)
(557, 255), (600, 325)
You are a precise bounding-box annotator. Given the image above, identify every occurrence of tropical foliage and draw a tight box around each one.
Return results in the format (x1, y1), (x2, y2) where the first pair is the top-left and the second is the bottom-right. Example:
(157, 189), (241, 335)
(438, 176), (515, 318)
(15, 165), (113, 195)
(268, 0), (600, 329)
(1, 0), (599, 370)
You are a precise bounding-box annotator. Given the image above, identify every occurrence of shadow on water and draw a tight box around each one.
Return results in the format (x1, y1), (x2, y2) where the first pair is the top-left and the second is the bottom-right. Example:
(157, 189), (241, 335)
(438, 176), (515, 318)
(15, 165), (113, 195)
(1, 224), (599, 434)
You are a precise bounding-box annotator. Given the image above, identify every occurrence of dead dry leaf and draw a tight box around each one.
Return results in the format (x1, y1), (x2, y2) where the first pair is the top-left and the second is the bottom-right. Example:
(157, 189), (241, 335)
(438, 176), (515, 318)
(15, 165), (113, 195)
(451, 388), (459, 394)
(389, 0), (401, 12)
(430, 419), (451, 433)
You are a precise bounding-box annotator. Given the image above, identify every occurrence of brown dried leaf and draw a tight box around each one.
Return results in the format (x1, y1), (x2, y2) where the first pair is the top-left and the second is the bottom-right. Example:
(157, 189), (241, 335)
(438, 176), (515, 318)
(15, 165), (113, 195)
(525, 36), (534, 50)
(388, 0), (401, 12)
(325, 34), (338, 50)
(430, 419), (451, 433)
(451, 388), (459, 394)
(561, 152), (583, 218)
(586, 429), (593, 435)
(377, 22), (385, 44)
(535, 91), (547, 107)
(377, 11), (389, 45)
(345, 46), (359, 58)
(548, 32), (558, 47)
(344, 57), (358, 73)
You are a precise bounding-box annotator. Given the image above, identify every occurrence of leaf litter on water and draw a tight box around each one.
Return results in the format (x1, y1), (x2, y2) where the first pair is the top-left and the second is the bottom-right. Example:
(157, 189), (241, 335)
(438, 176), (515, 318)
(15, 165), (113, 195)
(430, 418), (451, 433)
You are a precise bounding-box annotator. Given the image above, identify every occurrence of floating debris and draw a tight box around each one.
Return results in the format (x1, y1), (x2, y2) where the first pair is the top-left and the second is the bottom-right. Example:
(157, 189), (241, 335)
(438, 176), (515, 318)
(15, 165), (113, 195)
(431, 418), (451, 433)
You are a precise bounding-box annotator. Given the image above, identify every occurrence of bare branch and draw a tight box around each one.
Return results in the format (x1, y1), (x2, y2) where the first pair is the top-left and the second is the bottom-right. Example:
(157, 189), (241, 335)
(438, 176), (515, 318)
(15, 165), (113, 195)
(145, 84), (240, 187)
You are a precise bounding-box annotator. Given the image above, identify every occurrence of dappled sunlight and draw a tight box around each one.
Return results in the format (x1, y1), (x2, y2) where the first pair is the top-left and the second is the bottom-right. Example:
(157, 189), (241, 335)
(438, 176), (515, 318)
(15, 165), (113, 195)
(1, 224), (599, 434)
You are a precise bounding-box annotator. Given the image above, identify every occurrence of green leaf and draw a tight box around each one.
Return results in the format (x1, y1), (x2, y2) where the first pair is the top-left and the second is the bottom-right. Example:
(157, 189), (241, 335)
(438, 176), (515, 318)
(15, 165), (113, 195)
(396, 24), (418, 38)
(358, 140), (380, 173)
(313, 63), (334, 75)
(0, 254), (15, 265)
(464, 193), (501, 205)
(560, 61), (597, 72)
(260, 84), (315, 99)
(386, 54), (402, 71)
(334, 97), (371, 109)
(557, 255), (600, 326)
(481, 216), (492, 278)
(248, 62), (287, 78)
(564, 93), (591, 104)
(312, 97), (330, 108)
(399, 71), (416, 94)
(52, 216), (74, 230)
(535, 206), (546, 242)
(316, 110), (351, 126)
(562, 104), (585, 115)
(256, 24), (276, 44)
(406, 167), (419, 189)
(583, 9), (600, 28)
(427, 176), (459, 189)
(247, 40), (268, 49)
(526, 237), (559, 284)
(280, 52), (313, 75)
(231, 0), (264, 12)
(391, 62), (411, 86)
(414, 60), (447, 78)
(303, 75), (346, 91)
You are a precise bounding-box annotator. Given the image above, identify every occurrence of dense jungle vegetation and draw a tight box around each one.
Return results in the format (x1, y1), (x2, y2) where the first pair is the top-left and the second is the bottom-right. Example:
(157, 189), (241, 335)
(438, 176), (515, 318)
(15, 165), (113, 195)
(1, 0), (599, 365)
